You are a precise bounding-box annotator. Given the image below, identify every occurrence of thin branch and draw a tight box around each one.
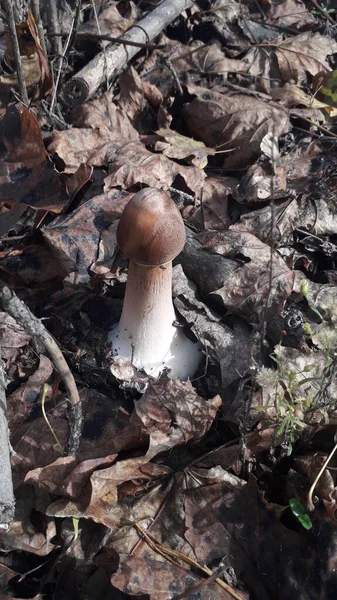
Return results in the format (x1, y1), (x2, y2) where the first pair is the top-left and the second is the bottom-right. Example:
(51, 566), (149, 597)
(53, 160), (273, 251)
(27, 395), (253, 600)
(2, 0), (29, 105)
(30, 0), (48, 58)
(49, 1), (81, 114)
(62, 0), (193, 105)
(45, 0), (62, 56)
(0, 287), (80, 407)
(0, 349), (15, 526)
(47, 31), (166, 50)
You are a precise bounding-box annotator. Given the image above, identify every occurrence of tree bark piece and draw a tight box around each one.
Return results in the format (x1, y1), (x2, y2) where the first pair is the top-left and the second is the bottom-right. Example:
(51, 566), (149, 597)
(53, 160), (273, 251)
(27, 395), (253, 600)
(0, 352), (15, 526)
(61, 0), (192, 105)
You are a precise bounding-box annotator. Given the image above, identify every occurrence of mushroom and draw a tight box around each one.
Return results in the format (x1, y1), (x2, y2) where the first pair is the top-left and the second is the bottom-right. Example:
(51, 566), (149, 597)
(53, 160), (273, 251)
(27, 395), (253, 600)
(109, 188), (201, 380)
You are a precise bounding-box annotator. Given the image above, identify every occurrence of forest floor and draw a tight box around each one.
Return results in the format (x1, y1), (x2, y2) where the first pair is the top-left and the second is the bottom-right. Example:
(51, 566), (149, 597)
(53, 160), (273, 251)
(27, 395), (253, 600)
(1, 0), (337, 598)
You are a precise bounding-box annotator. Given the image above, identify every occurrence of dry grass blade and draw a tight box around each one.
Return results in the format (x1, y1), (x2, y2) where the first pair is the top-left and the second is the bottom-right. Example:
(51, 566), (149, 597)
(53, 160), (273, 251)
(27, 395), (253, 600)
(134, 523), (246, 600)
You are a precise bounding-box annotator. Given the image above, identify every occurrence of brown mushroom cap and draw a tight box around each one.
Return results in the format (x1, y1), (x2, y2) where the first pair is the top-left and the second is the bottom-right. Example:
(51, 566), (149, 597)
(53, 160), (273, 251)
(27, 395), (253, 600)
(117, 188), (186, 266)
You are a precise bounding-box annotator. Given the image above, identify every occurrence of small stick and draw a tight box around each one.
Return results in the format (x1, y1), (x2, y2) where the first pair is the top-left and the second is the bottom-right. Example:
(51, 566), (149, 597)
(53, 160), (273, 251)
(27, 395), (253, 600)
(1, 287), (84, 456)
(0, 287), (80, 407)
(307, 442), (337, 511)
(30, 0), (48, 58)
(45, 0), (62, 56)
(47, 31), (166, 50)
(0, 350), (15, 526)
(49, 0), (81, 114)
(2, 0), (29, 105)
(61, 0), (193, 105)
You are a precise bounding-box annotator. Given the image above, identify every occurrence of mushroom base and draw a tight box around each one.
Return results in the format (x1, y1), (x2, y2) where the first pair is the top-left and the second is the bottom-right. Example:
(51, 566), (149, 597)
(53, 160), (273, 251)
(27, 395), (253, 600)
(109, 261), (201, 380)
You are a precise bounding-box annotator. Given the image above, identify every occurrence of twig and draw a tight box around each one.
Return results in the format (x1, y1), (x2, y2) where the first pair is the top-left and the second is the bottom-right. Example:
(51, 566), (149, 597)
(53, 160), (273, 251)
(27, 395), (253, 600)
(90, 0), (109, 91)
(158, 51), (183, 96)
(2, 0), (29, 105)
(47, 31), (166, 50)
(134, 523), (245, 600)
(0, 287), (84, 456)
(307, 442), (337, 511)
(45, 0), (62, 56)
(49, 1), (81, 114)
(0, 349), (15, 526)
(61, 0), (193, 105)
(30, 0), (48, 58)
(0, 287), (80, 407)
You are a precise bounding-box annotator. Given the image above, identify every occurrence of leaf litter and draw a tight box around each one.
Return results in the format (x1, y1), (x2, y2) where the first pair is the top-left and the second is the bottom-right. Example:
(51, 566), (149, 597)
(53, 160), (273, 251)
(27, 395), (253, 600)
(1, 1), (337, 599)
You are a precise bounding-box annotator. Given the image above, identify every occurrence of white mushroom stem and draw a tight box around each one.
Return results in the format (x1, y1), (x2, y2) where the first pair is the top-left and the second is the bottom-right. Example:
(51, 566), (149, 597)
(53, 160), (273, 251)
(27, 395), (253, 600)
(109, 261), (200, 379)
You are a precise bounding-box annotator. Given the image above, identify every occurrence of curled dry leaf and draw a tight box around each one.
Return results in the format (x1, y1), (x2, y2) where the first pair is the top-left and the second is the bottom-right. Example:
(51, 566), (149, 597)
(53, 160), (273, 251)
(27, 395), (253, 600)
(200, 230), (294, 323)
(80, 2), (137, 39)
(271, 83), (331, 109)
(25, 453), (118, 499)
(182, 87), (289, 167)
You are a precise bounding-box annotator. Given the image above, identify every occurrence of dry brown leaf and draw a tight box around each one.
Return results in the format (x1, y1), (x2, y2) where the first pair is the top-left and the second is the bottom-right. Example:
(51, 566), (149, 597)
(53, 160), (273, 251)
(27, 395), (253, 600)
(274, 32), (337, 83)
(46, 129), (137, 172)
(0, 313), (30, 361)
(242, 32), (336, 92)
(111, 555), (234, 600)
(156, 128), (216, 168)
(266, 0), (317, 30)
(199, 230), (294, 323)
(70, 89), (140, 137)
(271, 83), (329, 109)
(25, 453), (118, 498)
(196, 176), (237, 230)
(134, 378), (221, 459)
(80, 2), (137, 39)
(0, 485), (55, 556)
(0, 105), (66, 213)
(182, 87), (289, 168)
(105, 140), (205, 194)
(171, 42), (246, 79)
(42, 188), (131, 283)
(184, 477), (311, 600)
(7, 355), (53, 430)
